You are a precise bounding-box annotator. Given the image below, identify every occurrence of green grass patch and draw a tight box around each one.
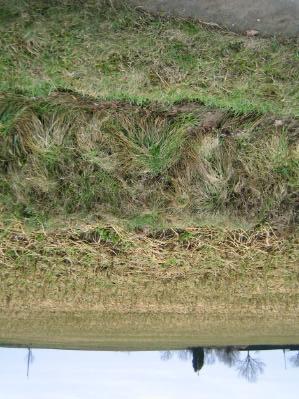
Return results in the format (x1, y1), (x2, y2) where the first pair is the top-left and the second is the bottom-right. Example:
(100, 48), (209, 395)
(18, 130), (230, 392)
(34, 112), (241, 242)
(0, 0), (298, 116)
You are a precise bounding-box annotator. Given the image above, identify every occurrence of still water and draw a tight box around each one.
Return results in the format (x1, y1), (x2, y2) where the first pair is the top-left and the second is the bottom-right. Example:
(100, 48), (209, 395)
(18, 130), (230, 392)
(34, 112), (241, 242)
(0, 346), (298, 399)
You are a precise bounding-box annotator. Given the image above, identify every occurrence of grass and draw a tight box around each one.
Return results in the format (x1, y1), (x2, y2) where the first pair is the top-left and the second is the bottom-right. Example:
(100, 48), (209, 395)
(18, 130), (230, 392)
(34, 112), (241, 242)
(0, 1), (298, 116)
(0, 92), (298, 229)
(0, 0), (298, 316)
(0, 219), (298, 313)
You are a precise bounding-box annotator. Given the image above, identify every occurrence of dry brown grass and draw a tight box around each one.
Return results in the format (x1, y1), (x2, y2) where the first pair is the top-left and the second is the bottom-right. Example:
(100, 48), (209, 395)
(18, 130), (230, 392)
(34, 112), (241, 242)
(0, 218), (298, 313)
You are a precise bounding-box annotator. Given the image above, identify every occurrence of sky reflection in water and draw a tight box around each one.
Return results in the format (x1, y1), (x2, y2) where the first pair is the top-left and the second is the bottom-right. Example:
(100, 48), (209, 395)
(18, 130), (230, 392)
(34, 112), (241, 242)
(0, 346), (298, 399)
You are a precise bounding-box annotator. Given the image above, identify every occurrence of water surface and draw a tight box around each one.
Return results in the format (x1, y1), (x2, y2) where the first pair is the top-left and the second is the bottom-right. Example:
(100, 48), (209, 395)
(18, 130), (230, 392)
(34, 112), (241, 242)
(0, 346), (298, 399)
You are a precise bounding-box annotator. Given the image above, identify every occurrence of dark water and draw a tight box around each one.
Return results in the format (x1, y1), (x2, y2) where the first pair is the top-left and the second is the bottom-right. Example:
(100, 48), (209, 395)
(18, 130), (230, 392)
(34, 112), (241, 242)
(0, 345), (298, 398)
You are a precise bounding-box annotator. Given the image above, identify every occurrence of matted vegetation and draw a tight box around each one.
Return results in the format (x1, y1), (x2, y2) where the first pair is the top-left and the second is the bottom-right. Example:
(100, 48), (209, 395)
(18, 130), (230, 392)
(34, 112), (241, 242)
(0, 219), (298, 312)
(0, 0), (298, 314)
(0, 92), (298, 229)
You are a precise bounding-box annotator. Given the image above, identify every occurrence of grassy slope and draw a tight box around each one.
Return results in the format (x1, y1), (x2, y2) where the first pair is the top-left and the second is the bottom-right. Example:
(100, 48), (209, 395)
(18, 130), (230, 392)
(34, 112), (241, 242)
(0, 1), (298, 313)
(0, 92), (298, 229)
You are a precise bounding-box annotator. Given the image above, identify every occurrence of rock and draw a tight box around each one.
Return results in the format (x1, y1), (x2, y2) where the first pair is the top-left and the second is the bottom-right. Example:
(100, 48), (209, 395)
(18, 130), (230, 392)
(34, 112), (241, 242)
(246, 29), (259, 37)
(200, 111), (225, 132)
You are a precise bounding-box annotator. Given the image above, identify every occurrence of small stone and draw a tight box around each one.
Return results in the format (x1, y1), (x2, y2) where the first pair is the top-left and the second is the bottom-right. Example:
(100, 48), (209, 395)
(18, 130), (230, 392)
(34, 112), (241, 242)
(274, 120), (283, 128)
(246, 29), (259, 37)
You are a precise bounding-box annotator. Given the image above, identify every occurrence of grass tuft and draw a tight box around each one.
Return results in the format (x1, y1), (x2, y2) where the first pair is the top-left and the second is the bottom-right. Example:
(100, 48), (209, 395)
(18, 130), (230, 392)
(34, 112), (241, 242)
(0, 92), (298, 230)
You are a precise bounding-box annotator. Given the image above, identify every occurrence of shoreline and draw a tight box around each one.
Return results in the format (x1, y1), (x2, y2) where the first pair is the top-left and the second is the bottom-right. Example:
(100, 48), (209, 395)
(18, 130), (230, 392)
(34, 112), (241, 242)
(1, 310), (299, 350)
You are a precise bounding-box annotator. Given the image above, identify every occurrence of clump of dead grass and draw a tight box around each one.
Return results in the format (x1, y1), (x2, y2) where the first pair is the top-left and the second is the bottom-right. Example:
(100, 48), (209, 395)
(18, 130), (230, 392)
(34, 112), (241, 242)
(0, 218), (298, 313)
(1, 219), (297, 278)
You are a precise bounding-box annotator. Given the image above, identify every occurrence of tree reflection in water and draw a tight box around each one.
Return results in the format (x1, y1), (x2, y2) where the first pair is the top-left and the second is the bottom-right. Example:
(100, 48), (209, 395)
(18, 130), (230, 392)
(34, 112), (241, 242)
(26, 348), (34, 378)
(191, 348), (204, 373)
(18, 345), (299, 382)
(236, 351), (265, 382)
(161, 346), (299, 383)
(290, 351), (299, 367)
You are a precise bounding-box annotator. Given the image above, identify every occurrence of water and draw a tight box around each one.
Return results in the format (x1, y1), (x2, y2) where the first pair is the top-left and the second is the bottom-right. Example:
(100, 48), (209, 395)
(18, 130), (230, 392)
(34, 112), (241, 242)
(0, 345), (298, 399)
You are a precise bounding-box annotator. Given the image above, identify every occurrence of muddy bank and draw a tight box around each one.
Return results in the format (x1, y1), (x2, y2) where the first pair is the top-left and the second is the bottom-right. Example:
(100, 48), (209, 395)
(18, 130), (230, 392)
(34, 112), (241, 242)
(1, 311), (299, 350)
(132, 0), (299, 37)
